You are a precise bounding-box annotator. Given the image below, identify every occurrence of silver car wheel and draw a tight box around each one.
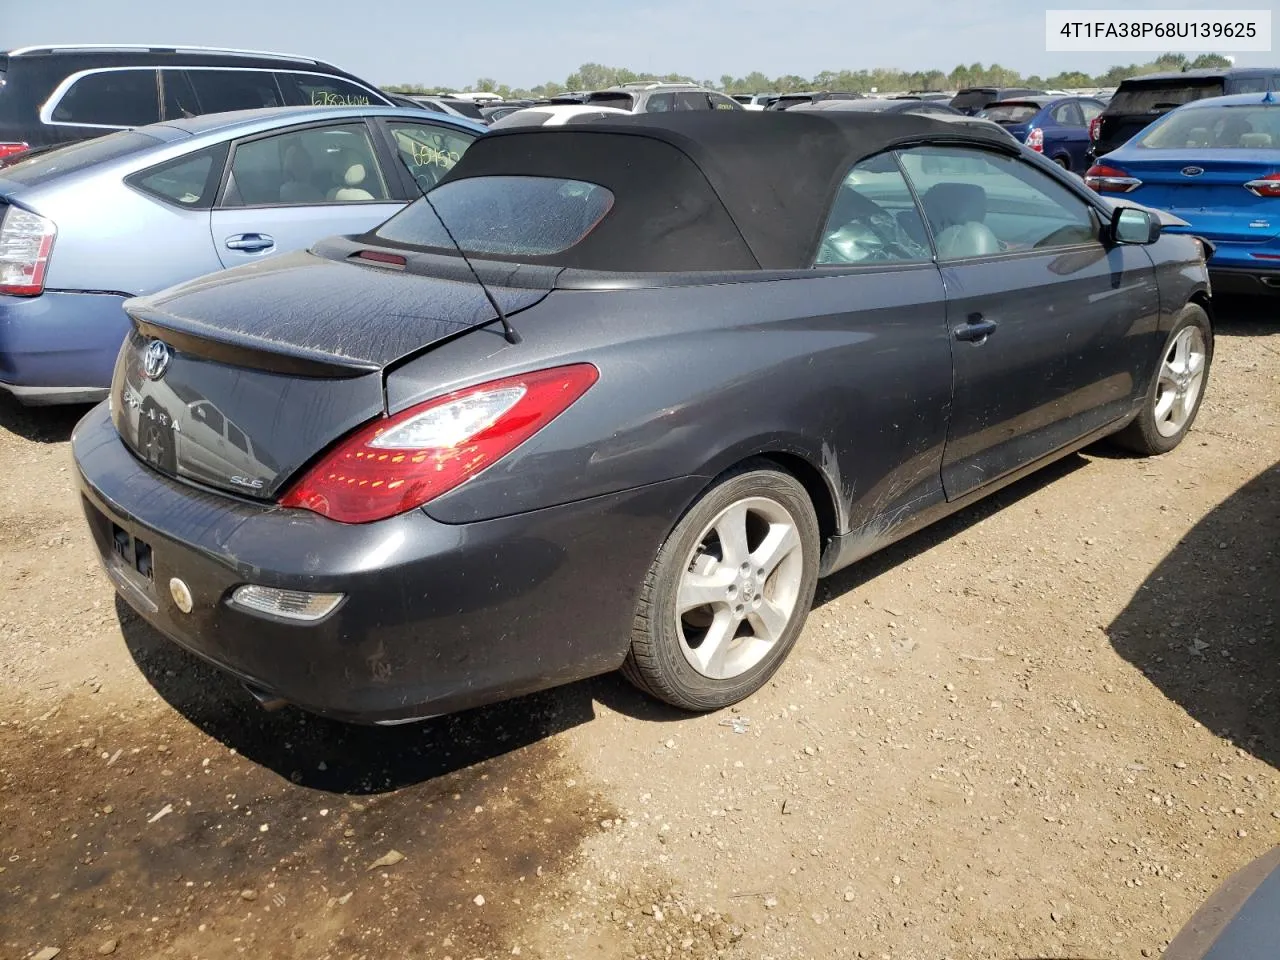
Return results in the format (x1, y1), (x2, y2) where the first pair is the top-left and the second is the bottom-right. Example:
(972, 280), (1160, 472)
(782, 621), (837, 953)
(674, 496), (805, 680)
(1153, 325), (1208, 438)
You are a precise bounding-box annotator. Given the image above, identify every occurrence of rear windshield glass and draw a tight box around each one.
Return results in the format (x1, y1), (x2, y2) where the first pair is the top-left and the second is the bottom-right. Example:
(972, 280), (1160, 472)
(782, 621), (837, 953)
(586, 92), (634, 110)
(950, 89), (997, 111)
(1108, 80), (1224, 114)
(0, 130), (158, 185)
(490, 109), (553, 128)
(1139, 105), (1280, 149)
(375, 176), (615, 257)
(979, 103), (1040, 123)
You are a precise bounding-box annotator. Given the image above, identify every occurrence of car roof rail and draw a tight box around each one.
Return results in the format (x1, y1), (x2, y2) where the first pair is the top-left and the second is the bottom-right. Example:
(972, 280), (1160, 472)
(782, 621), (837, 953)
(6, 43), (321, 65)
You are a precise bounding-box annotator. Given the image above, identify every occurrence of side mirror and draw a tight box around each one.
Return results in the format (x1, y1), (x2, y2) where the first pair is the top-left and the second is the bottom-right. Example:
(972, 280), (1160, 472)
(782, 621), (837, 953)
(1110, 206), (1162, 245)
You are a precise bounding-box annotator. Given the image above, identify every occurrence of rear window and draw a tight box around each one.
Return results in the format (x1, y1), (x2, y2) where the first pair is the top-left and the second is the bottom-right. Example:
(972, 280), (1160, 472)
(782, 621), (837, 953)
(374, 176), (615, 257)
(1107, 80), (1224, 115)
(1138, 105), (1280, 149)
(979, 103), (1040, 124)
(585, 92), (634, 110)
(188, 69), (283, 112)
(489, 109), (553, 128)
(0, 130), (158, 185)
(950, 89), (997, 111)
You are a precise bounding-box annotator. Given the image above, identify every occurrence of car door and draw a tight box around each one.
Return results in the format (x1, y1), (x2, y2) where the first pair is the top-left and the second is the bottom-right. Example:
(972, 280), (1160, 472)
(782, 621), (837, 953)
(209, 120), (405, 269)
(374, 118), (479, 193)
(895, 144), (1161, 501)
(812, 152), (954, 549)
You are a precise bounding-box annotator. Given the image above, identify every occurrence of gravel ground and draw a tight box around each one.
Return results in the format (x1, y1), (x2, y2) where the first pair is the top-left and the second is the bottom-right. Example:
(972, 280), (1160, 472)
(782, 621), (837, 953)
(0, 298), (1276, 960)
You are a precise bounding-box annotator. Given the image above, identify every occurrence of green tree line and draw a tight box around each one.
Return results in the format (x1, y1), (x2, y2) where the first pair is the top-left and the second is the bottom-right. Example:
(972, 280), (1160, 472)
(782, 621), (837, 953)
(385, 52), (1232, 99)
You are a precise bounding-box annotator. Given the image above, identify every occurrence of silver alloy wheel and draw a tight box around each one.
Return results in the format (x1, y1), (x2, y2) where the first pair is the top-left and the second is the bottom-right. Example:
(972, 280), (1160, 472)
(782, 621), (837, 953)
(674, 496), (805, 680)
(1154, 325), (1208, 438)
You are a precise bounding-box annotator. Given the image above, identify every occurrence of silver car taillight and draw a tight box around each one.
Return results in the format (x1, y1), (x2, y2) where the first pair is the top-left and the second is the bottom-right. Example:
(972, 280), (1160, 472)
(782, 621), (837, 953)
(0, 206), (57, 296)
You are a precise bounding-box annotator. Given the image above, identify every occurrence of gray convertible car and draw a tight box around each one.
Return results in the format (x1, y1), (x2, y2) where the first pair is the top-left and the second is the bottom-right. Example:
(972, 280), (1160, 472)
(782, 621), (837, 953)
(73, 111), (1214, 723)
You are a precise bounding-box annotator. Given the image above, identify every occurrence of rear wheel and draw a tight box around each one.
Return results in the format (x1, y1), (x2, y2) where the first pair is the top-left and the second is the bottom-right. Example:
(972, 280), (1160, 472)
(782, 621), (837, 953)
(1111, 303), (1212, 455)
(622, 461), (820, 711)
(1052, 155), (1070, 170)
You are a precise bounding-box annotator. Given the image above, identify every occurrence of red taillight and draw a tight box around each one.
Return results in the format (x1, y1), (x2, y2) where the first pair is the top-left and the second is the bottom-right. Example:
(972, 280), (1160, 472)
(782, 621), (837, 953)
(280, 363), (599, 524)
(1025, 127), (1044, 152)
(1088, 117), (1102, 141)
(0, 206), (57, 296)
(1084, 164), (1143, 194)
(1243, 173), (1280, 198)
(0, 142), (29, 161)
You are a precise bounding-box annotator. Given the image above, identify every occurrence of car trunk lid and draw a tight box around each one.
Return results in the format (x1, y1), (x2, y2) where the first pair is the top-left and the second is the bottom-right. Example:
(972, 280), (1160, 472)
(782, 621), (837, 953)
(1107, 151), (1280, 241)
(113, 239), (558, 501)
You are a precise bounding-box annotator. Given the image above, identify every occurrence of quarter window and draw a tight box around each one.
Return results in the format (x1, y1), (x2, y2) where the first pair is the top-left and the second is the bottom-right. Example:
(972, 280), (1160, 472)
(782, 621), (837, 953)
(128, 146), (225, 208)
(897, 146), (1098, 259)
(223, 124), (389, 207)
(50, 69), (160, 127)
(816, 154), (931, 265)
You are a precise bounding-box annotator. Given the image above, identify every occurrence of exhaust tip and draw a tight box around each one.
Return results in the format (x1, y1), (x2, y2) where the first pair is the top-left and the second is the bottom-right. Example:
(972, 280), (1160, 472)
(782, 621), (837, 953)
(242, 682), (288, 712)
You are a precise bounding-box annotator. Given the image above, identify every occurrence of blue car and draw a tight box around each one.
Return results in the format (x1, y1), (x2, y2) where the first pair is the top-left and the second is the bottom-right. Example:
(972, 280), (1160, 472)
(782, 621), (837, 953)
(1085, 93), (1280, 297)
(978, 95), (1107, 172)
(0, 105), (484, 404)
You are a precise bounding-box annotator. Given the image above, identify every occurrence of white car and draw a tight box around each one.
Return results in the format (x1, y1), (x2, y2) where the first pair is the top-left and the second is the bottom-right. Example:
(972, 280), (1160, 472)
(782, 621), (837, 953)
(487, 104), (633, 129)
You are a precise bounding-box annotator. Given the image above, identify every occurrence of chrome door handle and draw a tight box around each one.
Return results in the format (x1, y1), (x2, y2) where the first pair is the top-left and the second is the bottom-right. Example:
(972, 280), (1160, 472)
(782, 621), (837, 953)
(225, 233), (274, 252)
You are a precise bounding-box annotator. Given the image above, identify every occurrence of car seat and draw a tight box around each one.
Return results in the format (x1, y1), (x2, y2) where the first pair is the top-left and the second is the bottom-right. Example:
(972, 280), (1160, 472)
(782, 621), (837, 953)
(327, 150), (377, 201)
(921, 183), (999, 259)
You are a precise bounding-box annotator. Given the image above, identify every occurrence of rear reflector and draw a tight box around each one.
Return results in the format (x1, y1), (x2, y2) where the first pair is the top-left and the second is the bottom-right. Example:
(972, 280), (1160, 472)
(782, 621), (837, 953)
(230, 585), (345, 622)
(354, 249), (407, 268)
(1084, 164), (1142, 194)
(1243, 174), (1280, 198)
(0, 206), (57, 296)
(1251, 252), (1280, 260)
(280, 363), (600, 524)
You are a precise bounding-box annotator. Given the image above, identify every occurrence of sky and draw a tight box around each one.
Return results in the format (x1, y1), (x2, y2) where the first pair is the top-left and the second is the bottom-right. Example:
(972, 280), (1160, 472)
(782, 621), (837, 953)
(6, 0), (1279, 90)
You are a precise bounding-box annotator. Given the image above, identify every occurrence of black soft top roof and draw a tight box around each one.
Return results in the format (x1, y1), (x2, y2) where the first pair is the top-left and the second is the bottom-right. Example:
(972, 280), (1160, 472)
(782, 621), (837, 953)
(435, 110), (1018, 271)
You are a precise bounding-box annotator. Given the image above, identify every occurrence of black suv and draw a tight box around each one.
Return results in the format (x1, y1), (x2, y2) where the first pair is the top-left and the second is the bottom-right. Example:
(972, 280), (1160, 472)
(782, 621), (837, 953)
(1088, 66), (1280, 161)
(0, 44), (394, 160)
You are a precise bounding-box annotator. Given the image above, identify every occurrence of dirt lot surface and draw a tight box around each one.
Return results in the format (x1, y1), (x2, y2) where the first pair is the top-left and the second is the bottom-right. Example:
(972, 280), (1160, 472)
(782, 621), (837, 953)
(1, 299), (1277, 960)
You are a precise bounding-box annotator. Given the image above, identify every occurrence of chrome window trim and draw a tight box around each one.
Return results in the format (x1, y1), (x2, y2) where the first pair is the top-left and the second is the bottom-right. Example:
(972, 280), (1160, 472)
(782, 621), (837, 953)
(38, 66), (391, 129)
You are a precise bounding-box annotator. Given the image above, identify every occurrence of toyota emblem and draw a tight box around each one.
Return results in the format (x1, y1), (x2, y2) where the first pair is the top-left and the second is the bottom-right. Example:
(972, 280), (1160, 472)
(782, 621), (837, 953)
(142, 340), (172, 380)
(1181, 166), (1205, 177)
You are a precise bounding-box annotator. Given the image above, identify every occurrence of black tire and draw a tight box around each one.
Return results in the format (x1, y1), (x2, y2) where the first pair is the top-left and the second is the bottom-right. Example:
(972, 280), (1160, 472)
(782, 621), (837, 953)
(622, 460), (820, 711)
(1111, 303), (1213, 456)
(1052, 155), (1070, 170)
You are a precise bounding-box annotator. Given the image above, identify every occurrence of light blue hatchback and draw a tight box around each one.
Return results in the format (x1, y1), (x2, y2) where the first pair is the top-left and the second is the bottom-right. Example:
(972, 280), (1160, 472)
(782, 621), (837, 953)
(0, 105), (485, 403)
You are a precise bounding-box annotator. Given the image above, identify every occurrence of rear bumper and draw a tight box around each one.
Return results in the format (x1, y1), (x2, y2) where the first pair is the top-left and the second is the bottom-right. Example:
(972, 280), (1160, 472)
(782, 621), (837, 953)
(0, 290), (130, 403)
(72, 402), (700, 723)
(1207, 266), (1280, 296)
